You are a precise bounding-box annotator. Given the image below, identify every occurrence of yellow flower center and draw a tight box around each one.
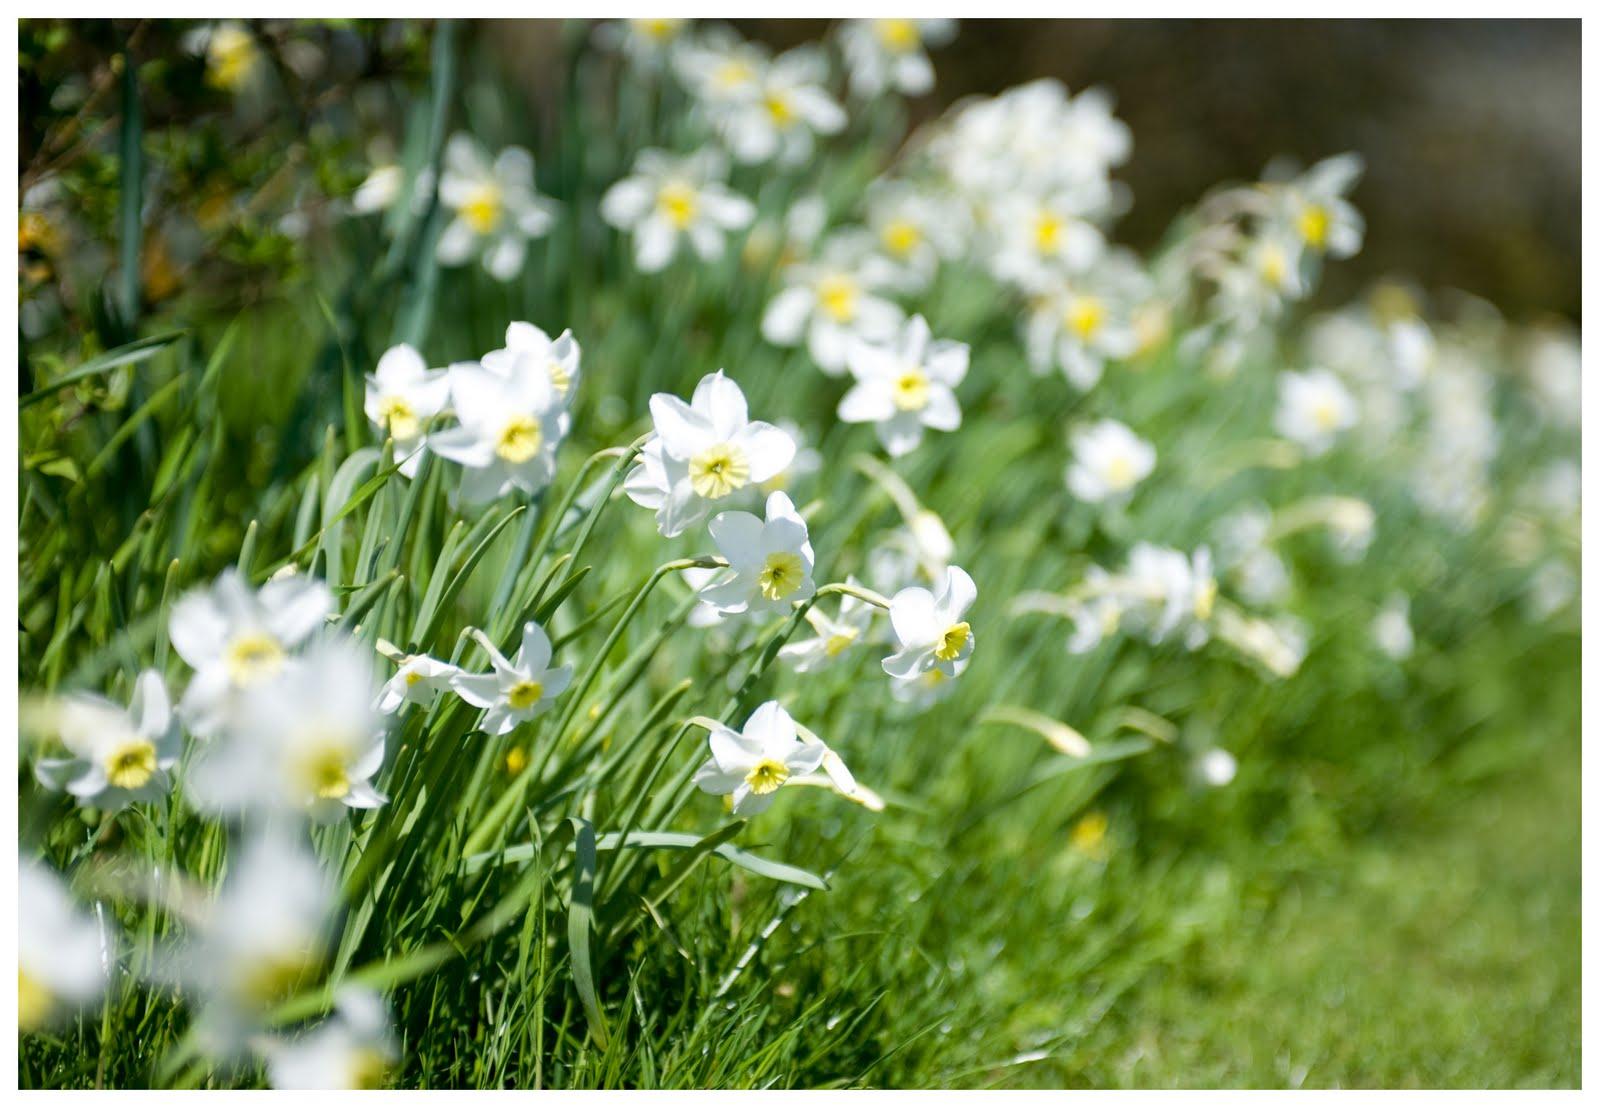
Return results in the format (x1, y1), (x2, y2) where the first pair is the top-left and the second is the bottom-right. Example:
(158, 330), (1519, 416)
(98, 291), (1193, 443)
(1258, 243), (1289, 288)
(714, 59), (754, 90)
(1194, 579), (1218, 622)
(758, 551), (806, 602)
(688, 443), (750, 500)
(876, 19), (921, 52)
(495, 415), (544, 463)
(104, 738), (158, 790)
(347, 1047), (390, 1090)
(207, 27), (260, 91)
(816, 274), (859, 323)
(507, 679), (545, 712)
(378, 395), (420, 441)
(236, 949), (316, 1007)
(765, 92), (796, 127)
(891, 368), (931, 412)
(657, 181), (700, 230)
(1105, 453), (1136, 491)
(19, 968), (53, 1032)
(1067, 297), (1105, 341)
(1070, 810), (1110, 859)
(1297, 202), (1330, 250)
(1033, 211), (1065, 254)
(225, 632), (285, 687)
(298, 742), (353, 801)
(934, 621), (971, 662)
(744, 757), (791, 796)
(461, 184), (503, 235)
(824, 628), (859, 657)
(1311, 398), (1342, 432)
(404, 669), (424, 687)
(636, 18), (681, 41)
(881, 219), (922, 258)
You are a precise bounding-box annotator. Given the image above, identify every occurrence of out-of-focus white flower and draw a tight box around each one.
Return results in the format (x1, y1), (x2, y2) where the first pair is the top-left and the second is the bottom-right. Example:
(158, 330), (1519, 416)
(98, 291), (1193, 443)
(716, 47), (845, 167)
(376, 653), (460, 715)
(675, 25), (767, 106)
(1023, 251), (1148, 389)
(840, 19), (956, 98)
(1526, 559), (1578, 619)
(170, 570), (334, 738)
(365, 344), (451, 478)
(594, 18), (687, 70)
(779, 583), (877, 672)
(600, 148), (755, 273)
(184, 21), (263, 93)
(436, 135), (556, 281)
(187, 638), (387, 821)
(35, 670), (179, 810)
(1372, 593), (1415, 660)
(1274, 153), (1364, 260)
(481, 322), (583, 406)
(1214, 506), (1291, 606)
(864, 181), (965, 291)
(1274, 368), (1357, 456)
(693, 701), (829, 816)
(450, 622), (573, 736)
(1214, 608), (1307, 678)
(179, 832), (334, 1043)
(762, 231), (904, 374)
(759, 419), (822, 495)
(1525, 329), (1582, 430)
(699, 492), (816, 616)
(351, 162), (434, 217)
(989, 182), (1113, 292)
(1193, 748), (1238, 788)
(839, 314), (968, 457)
(265, 987), (396, 1090)
(625, 371), (796, 537)
(884, 565), (976, 679)
(887, 666), (958, 710)
(19, 858), (107, 1033)
(1213, 229), (1307, 330)
(1065, 419), (1155, 504)
(1100, 543), (1216, 650)
(429, 361), (566, 504)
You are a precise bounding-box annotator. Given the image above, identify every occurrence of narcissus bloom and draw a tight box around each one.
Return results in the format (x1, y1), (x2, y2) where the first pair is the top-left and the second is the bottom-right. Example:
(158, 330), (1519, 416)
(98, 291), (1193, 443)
(1023, 252), (1148, 390)
(840, 19), (956, 98)
(762, 232), (903, 374)
(884, 565), (977, 679)
(365, 344), (451, 478)
(624, 371), (796, 537)
(989, 183), (1113, 292)
(1275, 153), (1364, 260)
(188, 638), (387, 820)
(700, 491), (817, 616)
(601, 148), (755, 273)
(429, 362), (566, 503)
(779, 583), (876, 672)
(376, 653), (460, 715)
(693, 701), (829, 815)
(864, 181), (965, 292)
(35, 670), (179, 810)
(436, 134), (556, 281)
(450, 622), (573, 736)
(716, 47), (845, 167)
(1274, 368), (1357, 456)
(19, 858), (107, 1033)
(1065, 419), (1155, 504)
(1372, 593), (1415, 661)
(481, 322), (583, 405)
(170, 570), (334, 737)
(839, 314), (968, 457)
(265, 987), (396, 1090)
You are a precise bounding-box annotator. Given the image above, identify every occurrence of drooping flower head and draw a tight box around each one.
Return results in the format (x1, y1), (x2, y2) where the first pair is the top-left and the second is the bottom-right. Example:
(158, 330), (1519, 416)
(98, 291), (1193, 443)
(884, 565), (977, 679)
(693, 701), (830, 816)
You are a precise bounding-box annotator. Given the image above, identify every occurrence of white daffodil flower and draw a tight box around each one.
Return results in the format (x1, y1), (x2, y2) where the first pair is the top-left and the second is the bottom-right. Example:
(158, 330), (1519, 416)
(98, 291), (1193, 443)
(1274, 368), (1357, 456)
(717, 47), (845, 167)
(840, 19), (956, 98)
(1275, 153), (1364, 260)
(481, 321), (583, 405)
(594, 18), (687, 71)
(692, 701), (829, 816)
(675, 26), (767, 109)
(989, 183), (1113, 293)
(351, 162), (434, 217)
(864, 181), (965, 292)
(179, 831), (334, 1043)
(883, 565), (977, 679)
(1193, 748), (1238, 788)
(1372, 593), (1415, 661)
(183, 21), (263, 93)
(600, 148), (756, 273)
(429, 362), (566, 504)
(376, 653), (460, 715)
(1023, 251), (1148, 389)
(169, 569), (335, 738)
(1065, 419), (1156, 504)
(364, 344), (451, 478)
(778, 583), (876, 672)
(450, 622), (573, 736)
(839, 314), (968, 457)
(265, 987), (396, 1090)
(762, 231), (904, 374)
(1214, 506), (1291, 606)
(624, 371), (797, 538)
(699, 491), (817, 616)
(35, 670), (179, 810)
(188, 637), (387, 821)
(436, 134), (556, 281)
(887, 667), (959, 710)
(1124, 543), (1217, 648)
(19, 858), (108, 1033)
